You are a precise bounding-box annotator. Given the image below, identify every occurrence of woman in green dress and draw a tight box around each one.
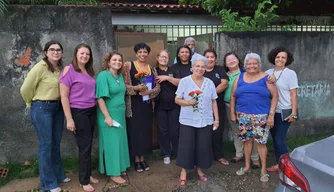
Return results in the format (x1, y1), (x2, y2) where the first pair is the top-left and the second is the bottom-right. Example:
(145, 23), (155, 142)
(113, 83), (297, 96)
(96, 51), (130, 184)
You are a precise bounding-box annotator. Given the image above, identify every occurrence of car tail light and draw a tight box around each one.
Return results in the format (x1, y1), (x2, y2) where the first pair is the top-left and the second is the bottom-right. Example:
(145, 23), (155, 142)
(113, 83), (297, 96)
(278, 153), (311, 192)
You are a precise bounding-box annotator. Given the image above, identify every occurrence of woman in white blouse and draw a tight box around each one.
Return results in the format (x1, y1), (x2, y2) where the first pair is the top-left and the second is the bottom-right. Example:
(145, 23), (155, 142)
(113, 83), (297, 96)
(175, 58), (219, 186)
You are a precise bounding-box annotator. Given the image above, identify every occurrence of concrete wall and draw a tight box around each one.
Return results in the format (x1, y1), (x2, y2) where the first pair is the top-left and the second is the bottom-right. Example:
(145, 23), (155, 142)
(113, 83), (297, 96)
(216, 32), (334, 137)
(0, 5), (114, 163)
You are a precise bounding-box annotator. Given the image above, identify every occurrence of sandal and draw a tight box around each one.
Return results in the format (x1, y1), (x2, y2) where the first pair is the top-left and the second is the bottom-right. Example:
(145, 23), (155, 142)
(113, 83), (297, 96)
(267, 165), (279, 172)
(198, 174), (208, 182)
(218, 158), (229, 166)
(134, 162), (143, 173)
(230, 157), (243, 163)
(179, 178), (187, 186)
(140, 161), (150, 171)
(236, 167), (251, 176)
(90, 176), (99, 184)
(252, 161), (260, 169)
(121, 171), (127, 176)
(260, 173), (270, 182)
(80, 184), (95, 192)
(110, 176), (127, 184)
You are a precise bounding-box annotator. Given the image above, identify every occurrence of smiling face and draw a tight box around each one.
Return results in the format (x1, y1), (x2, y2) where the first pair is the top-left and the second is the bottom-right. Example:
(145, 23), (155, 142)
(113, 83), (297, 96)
(45, 44), (63, 64)
(245, 58), (260, 74)
(205, 52), (216, 69)
(225, 54), (239, 70)
(192, 60), (206, 77)
(157, 50), (169, 66)
(275, 51), (288, 68)
(178, 48), (190, 63)
(136, 48), (149, 63)
(109, 54), (123, 71)
(76, 47), (90, 66)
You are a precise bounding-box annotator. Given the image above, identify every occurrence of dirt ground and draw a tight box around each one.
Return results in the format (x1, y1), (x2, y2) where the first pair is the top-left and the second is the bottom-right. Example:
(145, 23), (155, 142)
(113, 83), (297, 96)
(0, 156), (279, 192)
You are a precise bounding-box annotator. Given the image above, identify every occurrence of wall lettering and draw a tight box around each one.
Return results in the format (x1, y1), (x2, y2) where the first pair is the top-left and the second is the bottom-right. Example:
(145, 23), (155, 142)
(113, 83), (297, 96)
(298, 81), (330, 98)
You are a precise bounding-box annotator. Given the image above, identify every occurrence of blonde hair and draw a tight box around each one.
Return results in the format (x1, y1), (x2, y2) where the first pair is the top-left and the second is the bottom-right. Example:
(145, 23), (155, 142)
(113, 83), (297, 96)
(155, 49), (171, 67)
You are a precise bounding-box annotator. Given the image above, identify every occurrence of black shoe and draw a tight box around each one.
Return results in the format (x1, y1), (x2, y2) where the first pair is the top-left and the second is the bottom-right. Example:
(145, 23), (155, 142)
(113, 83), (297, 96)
(134, 162), (144, 173)
(140, 161), (150, 171)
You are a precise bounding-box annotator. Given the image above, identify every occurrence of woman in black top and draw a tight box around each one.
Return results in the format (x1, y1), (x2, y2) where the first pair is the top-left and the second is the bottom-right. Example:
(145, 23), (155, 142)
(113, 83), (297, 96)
(155, 50), (180, 164)
(203, 49), (229, 166)
(170, 45), (192, 80)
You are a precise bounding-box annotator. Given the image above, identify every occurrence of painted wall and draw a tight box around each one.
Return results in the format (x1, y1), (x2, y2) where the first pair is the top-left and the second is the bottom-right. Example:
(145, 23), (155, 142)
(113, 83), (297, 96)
(0, 5), (114, 163)
(216, 32), (334, 136)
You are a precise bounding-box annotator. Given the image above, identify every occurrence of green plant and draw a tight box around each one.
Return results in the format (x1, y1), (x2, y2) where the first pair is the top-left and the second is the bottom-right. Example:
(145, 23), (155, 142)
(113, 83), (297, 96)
(0, 0), (8, 16)
(220, 0), (279, 31)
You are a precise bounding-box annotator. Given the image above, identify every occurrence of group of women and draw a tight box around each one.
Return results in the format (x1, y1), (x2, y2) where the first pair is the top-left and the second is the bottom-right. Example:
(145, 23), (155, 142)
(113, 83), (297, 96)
(20, 40), (298, 191)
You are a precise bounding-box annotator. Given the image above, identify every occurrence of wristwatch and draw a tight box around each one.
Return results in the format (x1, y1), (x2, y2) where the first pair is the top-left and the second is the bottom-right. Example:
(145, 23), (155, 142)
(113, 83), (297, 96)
(290, 115), (298, 119)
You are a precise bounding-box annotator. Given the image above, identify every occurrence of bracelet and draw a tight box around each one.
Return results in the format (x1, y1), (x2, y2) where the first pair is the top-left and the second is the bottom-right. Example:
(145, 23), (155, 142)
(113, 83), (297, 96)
(214, 120), (219, 123)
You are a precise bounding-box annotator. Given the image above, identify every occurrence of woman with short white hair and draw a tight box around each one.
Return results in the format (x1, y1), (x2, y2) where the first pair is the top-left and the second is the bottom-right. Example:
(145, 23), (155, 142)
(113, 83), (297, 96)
(175, 58), (219, 185)
(230, 53), (278, 182)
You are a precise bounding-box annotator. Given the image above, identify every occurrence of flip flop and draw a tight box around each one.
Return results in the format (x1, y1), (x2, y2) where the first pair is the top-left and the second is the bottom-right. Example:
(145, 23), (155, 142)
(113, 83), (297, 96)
(236, 167), (251, 176)
(260, 173), (270, 182)
(218, 158), (229, 166)
(198, 175), (208, 182)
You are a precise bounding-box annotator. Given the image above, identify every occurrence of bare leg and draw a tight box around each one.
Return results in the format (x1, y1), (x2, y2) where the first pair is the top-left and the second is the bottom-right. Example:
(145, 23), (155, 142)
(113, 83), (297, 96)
(179, 168), (187, 185)
(243, 139), (253, 171)
(256, 142), (268, 175)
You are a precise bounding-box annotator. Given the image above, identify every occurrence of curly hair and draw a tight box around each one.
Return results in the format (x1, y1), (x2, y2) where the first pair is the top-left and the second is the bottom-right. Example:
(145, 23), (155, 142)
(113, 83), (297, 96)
(102, 51), (124, 74)
(267, 46), (294, 66)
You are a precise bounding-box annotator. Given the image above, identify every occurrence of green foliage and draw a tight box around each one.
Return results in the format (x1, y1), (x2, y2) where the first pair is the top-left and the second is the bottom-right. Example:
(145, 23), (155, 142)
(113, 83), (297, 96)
(220, 0), (279, 31)
(0, 0), (98, 17)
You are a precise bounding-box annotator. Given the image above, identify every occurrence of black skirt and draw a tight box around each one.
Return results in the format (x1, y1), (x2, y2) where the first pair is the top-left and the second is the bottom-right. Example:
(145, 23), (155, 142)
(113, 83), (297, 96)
(176, 124), (213, 169)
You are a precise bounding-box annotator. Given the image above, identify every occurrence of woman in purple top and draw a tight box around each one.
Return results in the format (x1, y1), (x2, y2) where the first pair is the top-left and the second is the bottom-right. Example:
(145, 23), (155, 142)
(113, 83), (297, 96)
(230, 53), (278, 183)
(59, 44), (99, 192)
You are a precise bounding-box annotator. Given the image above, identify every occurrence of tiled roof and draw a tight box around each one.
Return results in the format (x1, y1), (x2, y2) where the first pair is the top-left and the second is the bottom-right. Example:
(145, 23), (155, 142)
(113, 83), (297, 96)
(100, 2), (203, 11)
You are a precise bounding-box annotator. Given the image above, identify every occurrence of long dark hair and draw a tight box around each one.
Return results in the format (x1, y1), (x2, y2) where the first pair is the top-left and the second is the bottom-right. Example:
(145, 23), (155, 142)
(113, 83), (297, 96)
(71, 43), (95, 77)
(43, 40), (63, 72)
(176, 45), (192, 64)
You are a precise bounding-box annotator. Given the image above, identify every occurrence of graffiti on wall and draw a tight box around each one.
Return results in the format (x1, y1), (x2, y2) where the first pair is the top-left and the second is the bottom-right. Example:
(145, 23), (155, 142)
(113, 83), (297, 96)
(14, 47), (32, 67)
(298, 81), (333, 119)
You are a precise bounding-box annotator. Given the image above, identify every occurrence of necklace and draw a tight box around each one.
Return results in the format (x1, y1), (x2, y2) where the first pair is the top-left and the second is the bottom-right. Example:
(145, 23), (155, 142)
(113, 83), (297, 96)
(272, 68), (285, 81)
(109, 71), (120, 84)
(135, 61), (151, 75)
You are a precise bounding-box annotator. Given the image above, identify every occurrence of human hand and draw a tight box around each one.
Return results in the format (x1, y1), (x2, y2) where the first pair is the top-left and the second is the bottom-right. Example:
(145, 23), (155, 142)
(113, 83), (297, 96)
(213, 121), (219, 131)
(66, 119), (76, 132)
(156, 75), (170, 83)
(105, 117), (113, 127)
(266, 115), (274, 128)
(267, 75), (276, 84)
(230, 113), (236, 123)
(139, 90), (151, 96)
(187, 99), (197, 106)
(284, 116), (296, 123)
(134, 83), (147, 91)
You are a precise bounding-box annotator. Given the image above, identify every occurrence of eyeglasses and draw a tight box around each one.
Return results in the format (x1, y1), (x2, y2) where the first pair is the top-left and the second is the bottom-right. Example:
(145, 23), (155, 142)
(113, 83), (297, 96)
(48, 48), (63, 53)
(159, 55), (169, 59)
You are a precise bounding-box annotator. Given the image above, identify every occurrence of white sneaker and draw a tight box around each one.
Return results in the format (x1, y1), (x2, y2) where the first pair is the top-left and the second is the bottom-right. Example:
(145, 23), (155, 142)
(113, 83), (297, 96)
(62, 177), (71, 183)
(163, 157), (171, 164)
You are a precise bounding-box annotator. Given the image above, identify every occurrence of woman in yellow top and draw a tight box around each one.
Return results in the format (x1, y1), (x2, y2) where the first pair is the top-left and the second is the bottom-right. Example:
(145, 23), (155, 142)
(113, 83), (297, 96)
(20, 40), (70, 192)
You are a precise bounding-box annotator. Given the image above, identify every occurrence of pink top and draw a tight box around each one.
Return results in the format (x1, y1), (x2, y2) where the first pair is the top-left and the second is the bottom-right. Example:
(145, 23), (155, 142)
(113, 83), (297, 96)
(59, 64), (96, 109)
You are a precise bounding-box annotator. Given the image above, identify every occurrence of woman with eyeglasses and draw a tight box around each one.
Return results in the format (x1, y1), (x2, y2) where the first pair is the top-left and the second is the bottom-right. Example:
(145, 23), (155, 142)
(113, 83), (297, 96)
(155, 50), (180, 164)
(20, 40), (70, 192)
